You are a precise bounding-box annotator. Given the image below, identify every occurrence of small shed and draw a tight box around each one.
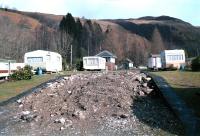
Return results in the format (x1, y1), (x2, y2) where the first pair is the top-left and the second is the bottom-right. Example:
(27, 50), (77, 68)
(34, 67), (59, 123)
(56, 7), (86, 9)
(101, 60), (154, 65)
(123, 58), (134, 69)
(96, 50), (117, 70)
(148, 54), (162, 70)
(24, 50), (62, 72)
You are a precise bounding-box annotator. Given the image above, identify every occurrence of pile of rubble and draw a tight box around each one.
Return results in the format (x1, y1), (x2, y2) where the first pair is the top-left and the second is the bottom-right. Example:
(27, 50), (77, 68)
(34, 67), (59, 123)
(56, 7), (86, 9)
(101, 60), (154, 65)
(1, 71), (184, 135)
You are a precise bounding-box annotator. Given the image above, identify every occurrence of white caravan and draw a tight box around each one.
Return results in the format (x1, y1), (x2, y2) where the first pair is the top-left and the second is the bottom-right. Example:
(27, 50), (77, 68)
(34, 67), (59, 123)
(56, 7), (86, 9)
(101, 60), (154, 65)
(0, 59), (24, 78)
(24, 50), (62, 72)
(160, 49), (185, 69)
(83, 56), (106, 70)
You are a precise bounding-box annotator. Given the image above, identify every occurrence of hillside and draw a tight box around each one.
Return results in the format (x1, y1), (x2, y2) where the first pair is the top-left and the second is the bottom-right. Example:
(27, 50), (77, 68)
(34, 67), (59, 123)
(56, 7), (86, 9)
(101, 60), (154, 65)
(0, 9), (200, 65)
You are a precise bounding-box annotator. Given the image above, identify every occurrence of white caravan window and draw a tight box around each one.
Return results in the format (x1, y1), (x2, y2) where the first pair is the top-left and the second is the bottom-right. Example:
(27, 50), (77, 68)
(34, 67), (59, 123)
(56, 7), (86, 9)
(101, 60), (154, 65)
(87, 58), (98, 65)
(27, 57), (43, 63)
(167, 55), (183, 61)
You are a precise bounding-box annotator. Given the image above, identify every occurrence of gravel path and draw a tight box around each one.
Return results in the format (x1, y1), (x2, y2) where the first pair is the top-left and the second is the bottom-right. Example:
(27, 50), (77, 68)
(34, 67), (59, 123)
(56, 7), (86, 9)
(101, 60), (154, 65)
(0, 71), (184, 135)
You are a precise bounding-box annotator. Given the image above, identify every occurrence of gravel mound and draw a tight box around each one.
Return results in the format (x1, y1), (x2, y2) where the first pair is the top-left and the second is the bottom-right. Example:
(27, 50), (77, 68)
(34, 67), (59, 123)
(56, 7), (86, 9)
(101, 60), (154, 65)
(0, 71), (184, 136)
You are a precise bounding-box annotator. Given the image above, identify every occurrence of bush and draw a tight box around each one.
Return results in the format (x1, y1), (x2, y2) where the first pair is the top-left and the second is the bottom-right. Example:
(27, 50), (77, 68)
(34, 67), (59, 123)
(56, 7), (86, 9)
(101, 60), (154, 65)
(76, 59), (84, 71)
(191, 56), (200, 71)
(11, 65), (33, 80)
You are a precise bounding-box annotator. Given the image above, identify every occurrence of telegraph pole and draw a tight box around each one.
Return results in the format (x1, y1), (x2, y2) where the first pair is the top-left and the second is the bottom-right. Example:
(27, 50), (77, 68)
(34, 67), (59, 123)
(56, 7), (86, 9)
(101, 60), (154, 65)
(70, 44), (72, 67)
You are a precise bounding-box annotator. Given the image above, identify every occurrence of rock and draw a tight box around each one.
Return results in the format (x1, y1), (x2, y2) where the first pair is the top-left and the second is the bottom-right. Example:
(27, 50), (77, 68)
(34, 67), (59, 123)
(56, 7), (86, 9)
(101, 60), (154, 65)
(142, 83), (148, 87)
(60, 127), (65, 131)
(63, 77), (69, 80)
(20, 111), (37, 122)
(60, 118), (66, 124)
(55, 117), (66, 124)
(120, 114), (129, 119)
(22, 111), (30, 115)
(146, 77), (151, 81)
(67, 90), (72, 94)
(139, 91), (145, 96)
(19, 104), (23, 108)
(16, 99), (22, 104)
(146, 88), (153, 94)
(73, 111), (86, 119)
(136, 76), (142, 82)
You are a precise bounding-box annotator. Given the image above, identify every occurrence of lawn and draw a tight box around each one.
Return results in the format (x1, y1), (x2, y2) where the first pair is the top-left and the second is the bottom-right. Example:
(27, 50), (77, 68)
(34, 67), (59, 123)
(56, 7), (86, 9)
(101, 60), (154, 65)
(152, 71), (200, 117)
(0, 74), (60, 102)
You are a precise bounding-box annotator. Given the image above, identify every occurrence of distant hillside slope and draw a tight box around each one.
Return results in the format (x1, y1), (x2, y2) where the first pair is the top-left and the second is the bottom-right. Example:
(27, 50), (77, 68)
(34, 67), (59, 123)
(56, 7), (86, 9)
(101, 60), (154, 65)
(0, 8), (200, 65)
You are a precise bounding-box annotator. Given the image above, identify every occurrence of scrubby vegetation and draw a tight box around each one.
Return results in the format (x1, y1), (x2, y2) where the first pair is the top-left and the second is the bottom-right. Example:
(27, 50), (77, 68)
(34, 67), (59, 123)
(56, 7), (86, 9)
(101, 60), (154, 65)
(191, 56), (200, 71)
(11, 65), (33, 80)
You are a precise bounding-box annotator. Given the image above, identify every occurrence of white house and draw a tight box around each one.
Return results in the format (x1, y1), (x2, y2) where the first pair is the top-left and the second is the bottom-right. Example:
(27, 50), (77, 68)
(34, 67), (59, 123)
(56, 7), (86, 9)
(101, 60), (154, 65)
(83, 56), (106, 70)
(96, 50), (117, 70)
(148, 54), (162, 70)
(160, 49), (185, 69)
(24, 50), (62, 72)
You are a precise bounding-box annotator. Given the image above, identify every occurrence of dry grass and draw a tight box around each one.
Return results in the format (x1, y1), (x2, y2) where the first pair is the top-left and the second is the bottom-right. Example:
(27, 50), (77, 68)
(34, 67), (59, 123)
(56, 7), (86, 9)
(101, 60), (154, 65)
(152, 71), (200, 117)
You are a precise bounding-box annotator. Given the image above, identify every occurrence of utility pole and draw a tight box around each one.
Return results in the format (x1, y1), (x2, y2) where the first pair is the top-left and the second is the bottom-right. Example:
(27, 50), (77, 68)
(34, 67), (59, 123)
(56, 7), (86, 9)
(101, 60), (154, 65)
(70, 44), (72, 67)
(87, 39), (89, 56)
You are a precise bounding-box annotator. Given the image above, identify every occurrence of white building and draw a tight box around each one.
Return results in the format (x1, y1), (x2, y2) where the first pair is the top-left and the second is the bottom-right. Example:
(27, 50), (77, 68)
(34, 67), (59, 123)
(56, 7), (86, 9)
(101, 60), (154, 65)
(24, 50), (62, 72)
(96, 50), (117, 70)
(148, 54), (162, 70)
(83, 56), (106, 70)
(160, 49), (185, 69)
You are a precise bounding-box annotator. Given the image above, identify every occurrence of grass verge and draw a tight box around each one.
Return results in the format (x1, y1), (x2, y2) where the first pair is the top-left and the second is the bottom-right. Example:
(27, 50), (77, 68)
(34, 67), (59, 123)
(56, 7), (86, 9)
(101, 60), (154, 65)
(152, 71), (200, 117)
(0, 74), (60, 102)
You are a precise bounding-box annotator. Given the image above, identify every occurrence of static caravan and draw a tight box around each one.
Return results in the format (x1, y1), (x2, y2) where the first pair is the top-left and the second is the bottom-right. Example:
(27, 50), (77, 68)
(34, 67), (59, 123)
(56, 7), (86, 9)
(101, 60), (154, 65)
(148, 54), (162, 70)
(83, 56), (106, 70)
(160, 49), (185, 69)
(24, 50), (62, 72)
(0, 59), (24, 78)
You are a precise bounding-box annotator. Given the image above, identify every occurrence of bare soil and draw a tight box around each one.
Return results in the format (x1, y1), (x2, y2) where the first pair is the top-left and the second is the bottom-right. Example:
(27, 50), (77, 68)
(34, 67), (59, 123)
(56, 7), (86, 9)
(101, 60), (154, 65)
(0, 70), (184, 136)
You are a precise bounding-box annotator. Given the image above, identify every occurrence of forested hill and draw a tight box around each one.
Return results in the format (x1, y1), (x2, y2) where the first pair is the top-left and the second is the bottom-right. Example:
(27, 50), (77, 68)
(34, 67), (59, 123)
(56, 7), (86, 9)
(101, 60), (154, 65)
(0, 8), (200, 66)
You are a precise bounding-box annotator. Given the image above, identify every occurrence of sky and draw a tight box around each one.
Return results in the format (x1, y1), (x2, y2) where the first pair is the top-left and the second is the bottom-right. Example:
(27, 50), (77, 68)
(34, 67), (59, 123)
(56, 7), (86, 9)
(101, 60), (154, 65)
(0, 0), (200, 26)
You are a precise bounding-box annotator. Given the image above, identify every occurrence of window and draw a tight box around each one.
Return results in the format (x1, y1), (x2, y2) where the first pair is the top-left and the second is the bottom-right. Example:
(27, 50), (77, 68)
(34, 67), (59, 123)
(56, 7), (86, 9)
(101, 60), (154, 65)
(167, 55), (183, 61)
(87, 58), (98, 65)
(27, 57), (43, 63)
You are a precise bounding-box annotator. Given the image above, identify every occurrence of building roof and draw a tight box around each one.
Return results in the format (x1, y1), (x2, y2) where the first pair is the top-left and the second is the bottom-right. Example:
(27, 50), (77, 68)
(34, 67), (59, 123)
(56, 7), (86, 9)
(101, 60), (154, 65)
(125, 58), (133, 63)
(0, 59), (16, 63)
(150, 54), (161, 57)
(96, 50), (117, 58)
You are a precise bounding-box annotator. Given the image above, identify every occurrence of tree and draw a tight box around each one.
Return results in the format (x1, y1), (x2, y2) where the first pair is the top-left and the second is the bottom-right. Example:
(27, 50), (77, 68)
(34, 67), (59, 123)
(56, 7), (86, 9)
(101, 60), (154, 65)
(151, 27), (165, 54)
(191, 56), (200, 71)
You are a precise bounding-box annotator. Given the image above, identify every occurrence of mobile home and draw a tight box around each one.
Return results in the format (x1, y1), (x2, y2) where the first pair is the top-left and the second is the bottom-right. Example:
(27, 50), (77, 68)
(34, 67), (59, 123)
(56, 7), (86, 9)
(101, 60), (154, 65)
(160, 49), (185, 69)
(148, 54), (162, 70)
(0, 59), (24, 78)
(83, 56), (106, 70)
(24, 50), (62, 72)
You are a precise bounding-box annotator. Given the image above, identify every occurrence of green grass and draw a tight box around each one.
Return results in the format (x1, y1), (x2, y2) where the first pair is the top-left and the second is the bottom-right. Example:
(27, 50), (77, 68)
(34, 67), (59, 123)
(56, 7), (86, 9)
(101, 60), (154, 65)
(152, 71), (200, 117)
(0, 74), (61, 102)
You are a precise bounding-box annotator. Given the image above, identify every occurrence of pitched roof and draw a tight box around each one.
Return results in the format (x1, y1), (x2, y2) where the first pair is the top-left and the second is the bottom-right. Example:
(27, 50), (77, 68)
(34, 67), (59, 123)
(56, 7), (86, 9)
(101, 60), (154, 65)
(150, 54), (161, 57)
(96, 50), (117, 58)
(125, 58), (133, 63)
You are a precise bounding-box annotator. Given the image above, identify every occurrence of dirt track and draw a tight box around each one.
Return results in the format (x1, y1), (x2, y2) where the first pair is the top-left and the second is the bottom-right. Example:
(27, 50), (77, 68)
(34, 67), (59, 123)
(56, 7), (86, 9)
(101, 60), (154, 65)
(0, 70), (184, 135)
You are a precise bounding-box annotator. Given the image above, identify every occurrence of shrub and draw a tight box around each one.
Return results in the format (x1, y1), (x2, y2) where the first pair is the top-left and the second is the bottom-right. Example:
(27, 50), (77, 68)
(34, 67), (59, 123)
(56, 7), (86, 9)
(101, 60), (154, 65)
(191, 56), (200, 71)
(11, 65), (33, 80)
(76, 59), (84, 71)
